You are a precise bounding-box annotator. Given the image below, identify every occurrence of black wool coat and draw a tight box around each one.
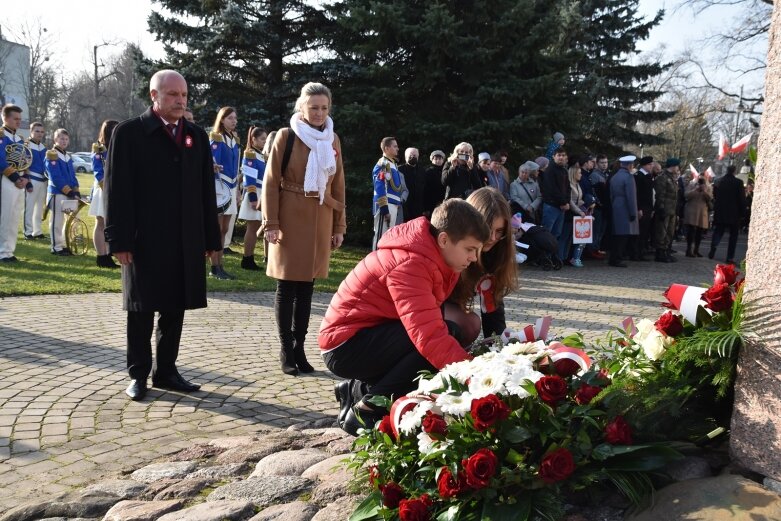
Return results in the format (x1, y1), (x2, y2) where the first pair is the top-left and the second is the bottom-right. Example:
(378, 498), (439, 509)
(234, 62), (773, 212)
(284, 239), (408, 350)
(713, 173), (747, 226)
(104, 108), (222, 312)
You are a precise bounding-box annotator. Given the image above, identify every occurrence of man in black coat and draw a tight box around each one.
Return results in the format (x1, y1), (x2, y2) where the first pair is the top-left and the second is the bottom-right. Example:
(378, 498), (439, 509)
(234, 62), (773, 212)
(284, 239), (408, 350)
(632, 156), (655, 260)
(104, 70), (222, 401)
(398, 147), (425, 221)
(708, 165), (747, 264)
(540, 148), (571, 257)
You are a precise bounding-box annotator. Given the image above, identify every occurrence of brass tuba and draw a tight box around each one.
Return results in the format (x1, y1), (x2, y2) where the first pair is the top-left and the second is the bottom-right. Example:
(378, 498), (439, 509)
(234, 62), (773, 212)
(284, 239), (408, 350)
(5, 142), (33, 172)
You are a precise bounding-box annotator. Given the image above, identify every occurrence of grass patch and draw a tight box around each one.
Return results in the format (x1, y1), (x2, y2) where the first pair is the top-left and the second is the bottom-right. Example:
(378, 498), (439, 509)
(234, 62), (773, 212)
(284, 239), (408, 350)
(0, 174), (368, 297)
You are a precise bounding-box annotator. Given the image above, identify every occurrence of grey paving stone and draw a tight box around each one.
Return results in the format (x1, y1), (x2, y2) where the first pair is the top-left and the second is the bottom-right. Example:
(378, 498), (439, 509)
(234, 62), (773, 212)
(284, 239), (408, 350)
(251, 449), (331, 478)
(131, 462), (199, 484)
(157, 500), (255, 521)
(207, 476), (314, 507)
(249, 501), (319, 521)
(102, 499), (185, 521)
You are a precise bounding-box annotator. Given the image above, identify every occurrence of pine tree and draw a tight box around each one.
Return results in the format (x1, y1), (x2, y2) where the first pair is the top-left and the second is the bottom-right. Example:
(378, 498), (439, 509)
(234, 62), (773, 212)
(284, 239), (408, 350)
(142, 0), (328, 129)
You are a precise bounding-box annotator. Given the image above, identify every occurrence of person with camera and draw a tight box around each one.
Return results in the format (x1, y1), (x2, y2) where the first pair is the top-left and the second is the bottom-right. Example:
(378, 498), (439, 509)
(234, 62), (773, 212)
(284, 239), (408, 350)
(683, 173), (713, 257)
(0, 104), (28, 263)
(442, 142), (484, 200)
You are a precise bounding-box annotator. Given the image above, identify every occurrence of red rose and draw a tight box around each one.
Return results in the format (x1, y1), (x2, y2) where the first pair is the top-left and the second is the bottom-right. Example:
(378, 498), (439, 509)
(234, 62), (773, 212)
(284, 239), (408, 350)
(380, 481), (405, 508)
(604, 415), (633, 445)
(535, 375), (569, 406)
(574, 384), (602, 405)
(421, 411), (447, 436)
(538, 447), (575, 484)
(553, 358), (582, 378)
(398, 494), (432, 521)
(462, 448), (499, 489)
(470, 394), (511, 431)
(378, 415), (395, 440)
(437, 467), (468, 499)
(654, 311), (683, 337)
(703, 282), (734, 313)
(714, 264), (739, 286)
(597, 368), (612, 386)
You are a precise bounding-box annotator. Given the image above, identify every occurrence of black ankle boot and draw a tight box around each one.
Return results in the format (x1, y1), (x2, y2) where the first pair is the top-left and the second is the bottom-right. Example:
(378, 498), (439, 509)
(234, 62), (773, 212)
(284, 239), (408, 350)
(280, 346), (299, 376)
(97, 254), (119, 268)
(685, 244), (694, 257)
(241, 255), (261, 271)
(293, 341), (315, 373)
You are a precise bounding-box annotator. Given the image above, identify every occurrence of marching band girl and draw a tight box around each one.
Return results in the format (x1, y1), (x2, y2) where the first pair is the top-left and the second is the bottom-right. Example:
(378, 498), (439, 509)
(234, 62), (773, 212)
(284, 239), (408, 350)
(90, 119), (119, 268)
(239, 126), (267, 271)
(209, 106), (241, 280)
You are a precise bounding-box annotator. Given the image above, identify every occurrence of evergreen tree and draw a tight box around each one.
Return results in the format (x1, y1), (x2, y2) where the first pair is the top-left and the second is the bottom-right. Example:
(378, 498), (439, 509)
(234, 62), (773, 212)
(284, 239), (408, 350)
(319, 0), (670, 164)
(142, 0), (328, 129)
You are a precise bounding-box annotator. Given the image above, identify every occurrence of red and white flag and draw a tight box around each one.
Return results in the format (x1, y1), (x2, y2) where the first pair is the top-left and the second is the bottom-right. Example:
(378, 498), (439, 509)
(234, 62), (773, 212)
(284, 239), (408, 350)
(705, 166), (714, 180)
(730, 133), (752, 154)
(689, 163), (699, 180)
(718, 134), (730, 160)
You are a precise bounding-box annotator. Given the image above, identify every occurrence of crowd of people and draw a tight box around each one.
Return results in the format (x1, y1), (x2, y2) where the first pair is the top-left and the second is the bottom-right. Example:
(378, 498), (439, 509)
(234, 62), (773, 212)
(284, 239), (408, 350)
(0, 72), (755, 437)
(371, 131), (753, 270)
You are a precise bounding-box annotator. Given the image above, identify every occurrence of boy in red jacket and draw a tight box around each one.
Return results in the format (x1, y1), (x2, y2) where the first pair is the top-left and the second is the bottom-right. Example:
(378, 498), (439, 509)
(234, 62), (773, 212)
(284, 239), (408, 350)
(319, 199), (490, 435)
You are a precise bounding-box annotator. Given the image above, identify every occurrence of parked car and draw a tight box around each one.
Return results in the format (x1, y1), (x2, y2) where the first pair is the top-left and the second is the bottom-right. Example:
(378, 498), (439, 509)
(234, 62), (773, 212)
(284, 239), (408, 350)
(72, 152), (93, 162)
(72, 155), (94, 173)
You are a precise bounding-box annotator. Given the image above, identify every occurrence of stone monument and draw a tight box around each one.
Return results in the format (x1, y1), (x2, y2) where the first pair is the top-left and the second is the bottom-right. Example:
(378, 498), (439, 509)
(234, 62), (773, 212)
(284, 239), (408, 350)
(730, 1), (781, 481)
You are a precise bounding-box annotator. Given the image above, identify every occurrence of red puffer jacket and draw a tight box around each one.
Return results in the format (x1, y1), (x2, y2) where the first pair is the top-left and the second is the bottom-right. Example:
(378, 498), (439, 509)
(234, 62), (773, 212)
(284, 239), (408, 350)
(318, 217), (470, 370)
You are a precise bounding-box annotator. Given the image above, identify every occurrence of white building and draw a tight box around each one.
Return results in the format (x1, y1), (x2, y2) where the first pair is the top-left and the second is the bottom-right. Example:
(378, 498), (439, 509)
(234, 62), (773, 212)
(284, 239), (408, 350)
(0, 36), (31, 135)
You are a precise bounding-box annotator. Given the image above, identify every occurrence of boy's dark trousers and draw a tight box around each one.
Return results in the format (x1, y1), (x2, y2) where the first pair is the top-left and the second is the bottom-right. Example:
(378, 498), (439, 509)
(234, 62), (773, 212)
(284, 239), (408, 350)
(324, 319), (461, 405)
(127, 310), (184, 380)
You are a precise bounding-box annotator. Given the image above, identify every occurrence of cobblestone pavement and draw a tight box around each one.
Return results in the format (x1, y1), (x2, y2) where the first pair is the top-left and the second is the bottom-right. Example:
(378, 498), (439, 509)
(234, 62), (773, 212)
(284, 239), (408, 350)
(0, 236), (747, 512)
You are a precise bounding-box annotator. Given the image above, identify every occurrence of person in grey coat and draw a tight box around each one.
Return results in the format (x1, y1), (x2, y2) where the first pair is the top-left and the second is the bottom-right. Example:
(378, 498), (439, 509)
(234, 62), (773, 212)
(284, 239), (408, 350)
(510, 161), (542, 223)
(608, 155), (639, 267)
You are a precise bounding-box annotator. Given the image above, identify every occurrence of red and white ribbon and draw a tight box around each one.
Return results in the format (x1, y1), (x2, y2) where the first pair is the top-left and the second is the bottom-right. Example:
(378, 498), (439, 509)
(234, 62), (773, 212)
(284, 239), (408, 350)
(664, 283), (708, 324)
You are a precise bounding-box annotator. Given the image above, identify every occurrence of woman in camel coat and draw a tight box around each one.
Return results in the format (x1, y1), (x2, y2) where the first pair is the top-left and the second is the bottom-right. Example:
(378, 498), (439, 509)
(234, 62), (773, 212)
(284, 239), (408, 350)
(683, 175), (712, 257)
(262, 82), (346, 376)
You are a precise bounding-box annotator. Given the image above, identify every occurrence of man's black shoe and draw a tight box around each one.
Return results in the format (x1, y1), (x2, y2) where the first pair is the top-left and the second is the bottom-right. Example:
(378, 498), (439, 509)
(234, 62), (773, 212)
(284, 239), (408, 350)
(342, 404), (385, 437)
(125, 379), (148, 401)
(609, 261), (628, 268)
(223, 247), (237, 255)
(152, 372), (201, 392)
(335, 380), (356, 426)
(708, 248), (716, 259)
(0, 256), (18, 263)
(24, 234), (34, 240)
(33, 234), (46, 240)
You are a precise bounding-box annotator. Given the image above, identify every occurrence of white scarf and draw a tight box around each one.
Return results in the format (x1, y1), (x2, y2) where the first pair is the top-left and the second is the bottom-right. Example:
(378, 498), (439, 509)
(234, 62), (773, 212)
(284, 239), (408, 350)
(289, 113), (337, 204)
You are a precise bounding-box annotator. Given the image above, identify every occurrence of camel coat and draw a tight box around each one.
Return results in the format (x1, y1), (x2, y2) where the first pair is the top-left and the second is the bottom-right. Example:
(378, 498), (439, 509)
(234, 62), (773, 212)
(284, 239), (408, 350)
(683, 181), (713, 229)
(262, 127), (346, 281)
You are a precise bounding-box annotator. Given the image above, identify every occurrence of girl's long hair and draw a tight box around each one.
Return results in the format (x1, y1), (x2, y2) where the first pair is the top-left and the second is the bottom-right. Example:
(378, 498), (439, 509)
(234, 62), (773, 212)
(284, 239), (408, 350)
(244, 125), (267, 154)
(212, 106), (238, 142)
(449, 187), (518, 310)
(97, 120), (119, 148)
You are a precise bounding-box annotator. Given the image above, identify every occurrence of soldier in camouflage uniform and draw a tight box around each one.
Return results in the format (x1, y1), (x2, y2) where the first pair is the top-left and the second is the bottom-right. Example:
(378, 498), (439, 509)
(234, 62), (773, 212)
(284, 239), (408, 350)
(653, 158), (681, 263)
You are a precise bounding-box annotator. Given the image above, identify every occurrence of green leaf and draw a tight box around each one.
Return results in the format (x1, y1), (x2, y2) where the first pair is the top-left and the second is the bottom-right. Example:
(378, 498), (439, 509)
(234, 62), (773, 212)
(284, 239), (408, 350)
(436, 505), (461, 521)
(366, 395), (391, 410)
(505, 448), (525, 464)
(503, 426), (532, 443)
(348, 491), (382, 521)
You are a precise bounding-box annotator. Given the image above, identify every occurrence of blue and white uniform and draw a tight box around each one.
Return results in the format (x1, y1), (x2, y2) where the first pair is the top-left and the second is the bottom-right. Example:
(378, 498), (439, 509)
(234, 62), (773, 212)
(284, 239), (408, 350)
(45, 147), (79, 253)
(0, 126), (27, 260)
(238, 148), (265, 221)
(371, 155), (403, 250)
(88, 142), (107, 218)
(23, 139), (48, 238)
(210, 131), (240, 216)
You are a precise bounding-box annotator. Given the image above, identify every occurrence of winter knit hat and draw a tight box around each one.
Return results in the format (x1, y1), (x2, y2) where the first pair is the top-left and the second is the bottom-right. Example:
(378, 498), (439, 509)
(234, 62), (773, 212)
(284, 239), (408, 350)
(534, 156), (549, 170)
(553, 132), (565, 142)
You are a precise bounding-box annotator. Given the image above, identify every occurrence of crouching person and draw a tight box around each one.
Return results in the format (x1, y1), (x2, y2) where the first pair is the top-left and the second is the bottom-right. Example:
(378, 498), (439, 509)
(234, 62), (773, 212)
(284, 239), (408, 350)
(319, 199), (490, 435)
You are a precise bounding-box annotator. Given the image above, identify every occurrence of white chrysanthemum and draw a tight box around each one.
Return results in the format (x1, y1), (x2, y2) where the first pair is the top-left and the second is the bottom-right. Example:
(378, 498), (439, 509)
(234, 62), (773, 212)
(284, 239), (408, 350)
(397, 400), (435, 436)
(439, 359), (475, 386)
(505, 368), (545, 397)
(502, 340), (545, 356)
(435, 391), (474, 416)
(416, 372), (450, 395)
(417, 431), (452, 455)
(468, 370), (506, 398)
(476, 351), (500, 362)
(493, 352), (536, 374)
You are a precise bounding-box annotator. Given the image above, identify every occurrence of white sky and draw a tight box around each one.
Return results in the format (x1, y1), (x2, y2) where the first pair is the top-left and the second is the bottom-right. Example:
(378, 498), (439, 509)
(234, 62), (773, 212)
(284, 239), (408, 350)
(0, 0), (767, 96)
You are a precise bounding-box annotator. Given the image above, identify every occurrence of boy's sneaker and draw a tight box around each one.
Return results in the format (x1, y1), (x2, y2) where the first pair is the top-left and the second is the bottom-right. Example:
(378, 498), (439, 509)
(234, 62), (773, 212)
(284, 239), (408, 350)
(515, 252), (527, 264)
(569, 258), (584, 268)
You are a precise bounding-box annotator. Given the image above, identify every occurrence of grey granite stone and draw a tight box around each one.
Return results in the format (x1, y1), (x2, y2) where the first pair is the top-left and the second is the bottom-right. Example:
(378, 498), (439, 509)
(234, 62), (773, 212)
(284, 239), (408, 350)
(206, 476), (313, 508)
(102, 500), (184, 521)
(251, 449), (330, 478)
(131, 462), (199, 484)
(248, 501), (318, 521)
(156, 500), (255, 521)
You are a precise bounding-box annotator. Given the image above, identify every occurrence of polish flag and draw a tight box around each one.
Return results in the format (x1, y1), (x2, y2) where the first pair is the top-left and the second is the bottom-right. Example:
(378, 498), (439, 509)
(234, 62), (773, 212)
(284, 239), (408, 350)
(705, 166), (714, 180)
(718, 134), (730, 160)
(689, 163), (699, 180)
(730, 133), (752, 154)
